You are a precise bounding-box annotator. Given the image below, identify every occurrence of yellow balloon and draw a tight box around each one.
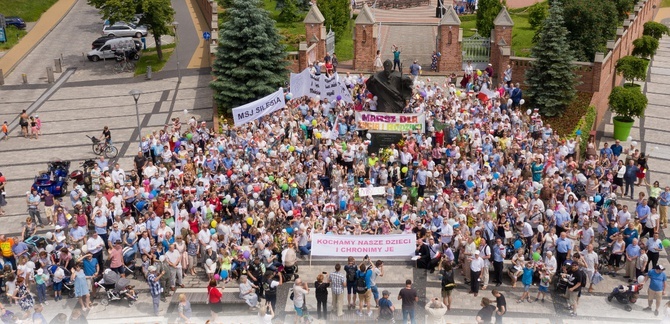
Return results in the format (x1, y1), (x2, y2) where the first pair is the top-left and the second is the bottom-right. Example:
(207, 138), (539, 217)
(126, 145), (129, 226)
(211, 220), (217, 228)
(246, 217), (253, 226)
(315, 132), (322, 139)
(455, 90), (461, 96)
(289, 146), (295, 152)
(477, 70), (482, 76)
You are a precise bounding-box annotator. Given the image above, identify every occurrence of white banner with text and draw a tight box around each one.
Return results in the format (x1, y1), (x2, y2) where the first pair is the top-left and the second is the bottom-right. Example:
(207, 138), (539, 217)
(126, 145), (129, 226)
(231, 88), (285, 126)
(311, 234), (416, 257)
(290, 69), (354, 104)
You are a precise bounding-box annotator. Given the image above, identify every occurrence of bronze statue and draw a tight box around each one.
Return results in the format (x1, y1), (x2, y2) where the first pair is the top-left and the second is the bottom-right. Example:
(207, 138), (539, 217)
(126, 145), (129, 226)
(365, 60), (413, 113)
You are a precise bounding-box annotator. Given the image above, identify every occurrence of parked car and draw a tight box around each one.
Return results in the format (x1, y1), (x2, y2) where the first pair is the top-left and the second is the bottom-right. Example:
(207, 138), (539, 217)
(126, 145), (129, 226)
(87, 37), (139, 61)
(5, 16), (26, 29)
(102, 22), (147, 38)
(91, 36), (141, 50)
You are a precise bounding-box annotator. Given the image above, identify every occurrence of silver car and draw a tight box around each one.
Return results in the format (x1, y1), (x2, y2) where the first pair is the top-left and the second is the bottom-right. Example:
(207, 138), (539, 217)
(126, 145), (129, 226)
(102, 23), (147, 38)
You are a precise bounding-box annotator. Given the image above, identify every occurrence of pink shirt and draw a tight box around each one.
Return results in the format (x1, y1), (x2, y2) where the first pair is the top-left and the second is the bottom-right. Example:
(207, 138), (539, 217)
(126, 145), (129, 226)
(109, 247), (124, 268)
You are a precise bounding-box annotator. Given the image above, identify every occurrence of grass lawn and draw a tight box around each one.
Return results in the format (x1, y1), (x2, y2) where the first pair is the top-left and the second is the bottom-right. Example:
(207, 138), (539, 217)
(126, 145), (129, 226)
(0, 0), (58, 21)
(0, 26), (27, 50)
(663, 0), (670, 7)
(459, 11), (535, 57)
(543, 91), (593, 136)
(134, 43), (176, 76)
(335, 19), (354, 61)
(263, 0), (307, 52)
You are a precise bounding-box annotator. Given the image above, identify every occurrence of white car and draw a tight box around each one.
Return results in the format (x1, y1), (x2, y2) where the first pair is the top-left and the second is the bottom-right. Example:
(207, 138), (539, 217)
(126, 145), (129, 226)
(102, 22), (147, 38)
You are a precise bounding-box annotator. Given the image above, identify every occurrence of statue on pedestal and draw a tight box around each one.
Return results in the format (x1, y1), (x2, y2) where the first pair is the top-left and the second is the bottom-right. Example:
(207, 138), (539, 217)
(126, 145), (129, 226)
(365, 59), (413, 113)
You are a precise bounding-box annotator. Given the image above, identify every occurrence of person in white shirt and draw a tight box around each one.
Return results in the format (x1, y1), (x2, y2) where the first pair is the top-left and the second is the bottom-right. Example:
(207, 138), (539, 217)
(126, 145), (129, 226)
(165, 244), (183, 291)
(111, 163), (126, 186)
(544, 251), (557, 276)
(617, 205), (631, 229)
(580, 244), (598, 292)
(579, 222), (594, 251)
(87, 232), (105, 274)
(469, 251), (485, 296)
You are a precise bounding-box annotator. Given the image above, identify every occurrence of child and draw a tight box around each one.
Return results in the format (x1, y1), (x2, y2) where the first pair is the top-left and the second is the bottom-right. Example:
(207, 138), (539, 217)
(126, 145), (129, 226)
(34, 115), (41, 136)
(535, 268), (551, 303)
(517, 262), (535, 303)
(1, 121), (7, 140)
(34, 269), (48, 306)
(5, 273), (16, 305)
(52, 266), (65, 301)
(32, 304), (47, 324)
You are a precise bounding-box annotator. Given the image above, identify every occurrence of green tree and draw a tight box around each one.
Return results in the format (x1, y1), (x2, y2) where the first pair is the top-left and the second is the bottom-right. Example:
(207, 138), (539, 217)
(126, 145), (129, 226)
(318, 0), (350, 35)
(643, 21), (670, 40)
(525, 0), (577, 117)
(527, 2), (548, 30)
(609, 86), (647, 122)
(615, 0), (635, 21)
(560, 0), (617, 61)
(211, 0), (288, 114)
(632, 35), (660, 59)
(278, 0), (300, 23)
(88, 0), (175, 61)
(476, 0), (503, 38)
(615, 56), (647, 85)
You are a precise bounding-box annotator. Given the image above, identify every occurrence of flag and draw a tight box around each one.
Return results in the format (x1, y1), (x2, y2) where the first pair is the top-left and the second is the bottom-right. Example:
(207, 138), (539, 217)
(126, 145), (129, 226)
(434, 120), (448, 131)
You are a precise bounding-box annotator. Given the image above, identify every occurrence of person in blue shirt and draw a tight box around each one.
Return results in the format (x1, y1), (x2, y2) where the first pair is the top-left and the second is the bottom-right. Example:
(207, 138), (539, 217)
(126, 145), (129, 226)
(644, 265), (667, 316)
(622, 222), (639, 246)
(600, 143), (613, 159)
(611, 140), (623, 158)
(356, 263), (373, 316)
(624, 159), (639, 199)
(556, 232), (573, 269)
(625, 238), (641, 279)
(517, 262), (535, 303)
(660, 186), (670, 229)
(392, 45), (401, 71)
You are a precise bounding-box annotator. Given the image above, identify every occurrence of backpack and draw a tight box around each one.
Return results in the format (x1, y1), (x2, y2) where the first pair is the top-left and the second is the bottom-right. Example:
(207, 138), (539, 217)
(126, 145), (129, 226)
(345, 265), (357, 282)
(441, 269), (456, 290)
(264, 278), (277, 297)
(356, 272), (368, 294)
(579, 270), (587, 289)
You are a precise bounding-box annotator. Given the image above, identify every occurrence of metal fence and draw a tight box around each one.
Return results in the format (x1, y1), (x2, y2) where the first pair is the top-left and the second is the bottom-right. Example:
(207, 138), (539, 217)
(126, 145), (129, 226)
(461, 31), (490, 70)
(326, 27), (335, 55)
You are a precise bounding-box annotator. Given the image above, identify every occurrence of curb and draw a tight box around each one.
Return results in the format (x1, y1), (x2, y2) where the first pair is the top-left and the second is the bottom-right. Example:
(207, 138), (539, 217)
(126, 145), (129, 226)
(0, 0), (78, 78)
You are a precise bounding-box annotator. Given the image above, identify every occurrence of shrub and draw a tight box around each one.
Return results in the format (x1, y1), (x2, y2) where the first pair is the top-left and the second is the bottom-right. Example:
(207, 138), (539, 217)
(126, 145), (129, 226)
(643, 21), (670, 40)
(608, 86), (648, 122)
(632, 35), (660, 59)
(527, 2), (548, 30)
(615, 55), (647, 85)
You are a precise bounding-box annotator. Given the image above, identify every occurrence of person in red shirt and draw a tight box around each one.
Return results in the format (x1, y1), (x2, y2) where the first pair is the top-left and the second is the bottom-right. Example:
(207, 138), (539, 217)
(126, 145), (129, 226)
(108, 241), (126, 277)
(208, 279), (224, 321)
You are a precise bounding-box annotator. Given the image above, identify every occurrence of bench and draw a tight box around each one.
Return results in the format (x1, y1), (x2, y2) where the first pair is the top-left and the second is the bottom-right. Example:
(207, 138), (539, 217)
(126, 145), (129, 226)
(170, 288), (246, 305)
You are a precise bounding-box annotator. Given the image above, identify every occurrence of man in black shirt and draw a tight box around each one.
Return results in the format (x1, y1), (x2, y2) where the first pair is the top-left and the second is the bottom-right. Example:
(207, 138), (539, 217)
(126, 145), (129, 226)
(566, 262), (583, 317)
(415, 239), (431, 270)
(492, 289), (506, 324)
(476, 297), (497, 324)
(134, 151), (147, 182)
(101, 126), (111, 145)
(398, 279), (418, 324)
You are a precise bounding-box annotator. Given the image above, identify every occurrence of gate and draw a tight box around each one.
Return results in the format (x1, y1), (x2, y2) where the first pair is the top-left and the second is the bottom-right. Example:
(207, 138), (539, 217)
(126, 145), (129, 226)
(325, 27), (335, 56)
(461, 31), (490, 70)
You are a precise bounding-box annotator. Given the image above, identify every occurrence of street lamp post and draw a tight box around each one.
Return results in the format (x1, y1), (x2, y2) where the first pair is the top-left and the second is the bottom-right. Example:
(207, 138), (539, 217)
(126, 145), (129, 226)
(129, 89), (143, 145)
(172, 21), (181, 82)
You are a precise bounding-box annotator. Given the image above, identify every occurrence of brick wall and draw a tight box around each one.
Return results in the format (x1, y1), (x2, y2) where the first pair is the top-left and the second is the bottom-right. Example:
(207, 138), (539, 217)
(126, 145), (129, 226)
(504, 0), (659, 128)
(353, 24), (377, 71)
(195, 0), (214, 27)
(438, 25), (462, 74)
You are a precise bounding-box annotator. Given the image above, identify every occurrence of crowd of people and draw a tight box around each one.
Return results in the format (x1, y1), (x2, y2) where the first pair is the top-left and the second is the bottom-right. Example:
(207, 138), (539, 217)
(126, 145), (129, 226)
(0, 58), (668, 323)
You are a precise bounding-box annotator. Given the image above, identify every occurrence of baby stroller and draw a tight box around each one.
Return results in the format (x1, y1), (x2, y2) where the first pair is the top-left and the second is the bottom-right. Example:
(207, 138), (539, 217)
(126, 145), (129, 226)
(607, 278), (644, 312)
(122, 246), (137, 277)
(95, 270), (137, 306)
(48, 265), (75, 298)
(24, 235), (47, 256)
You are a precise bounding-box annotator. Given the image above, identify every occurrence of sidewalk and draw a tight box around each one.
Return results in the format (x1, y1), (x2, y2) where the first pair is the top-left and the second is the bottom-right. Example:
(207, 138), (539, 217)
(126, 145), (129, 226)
(0, 0), (77, 78)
